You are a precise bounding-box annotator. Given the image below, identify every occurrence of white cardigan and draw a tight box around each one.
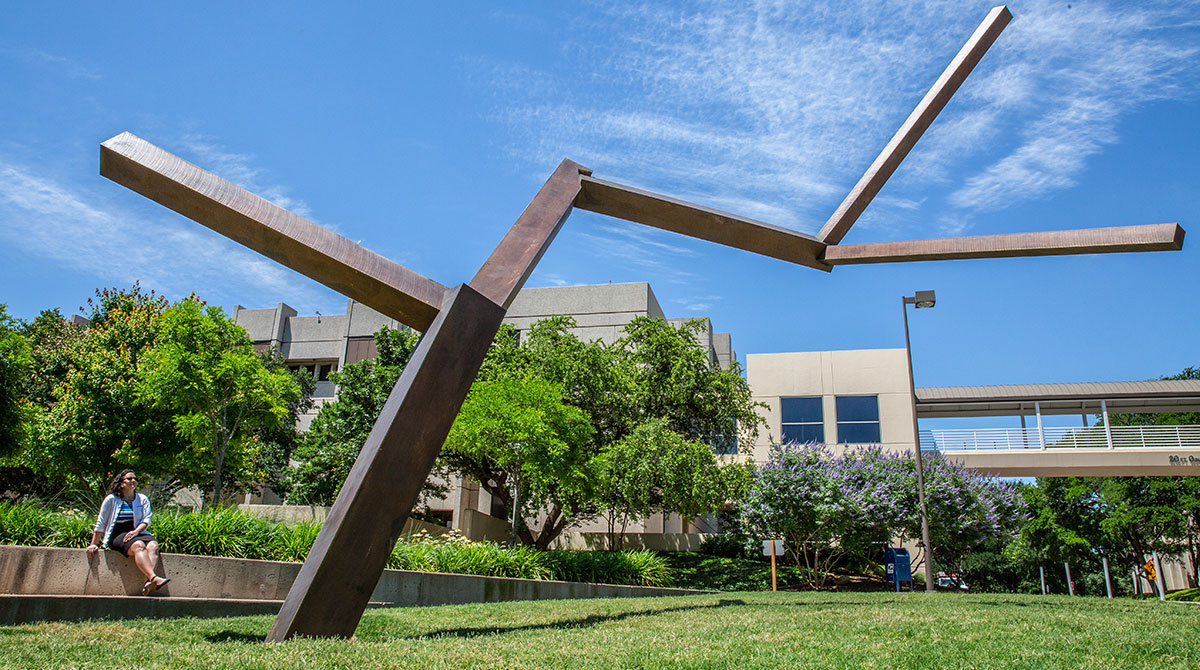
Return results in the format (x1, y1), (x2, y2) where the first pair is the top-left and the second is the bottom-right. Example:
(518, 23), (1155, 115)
(93, 493), (152, 548)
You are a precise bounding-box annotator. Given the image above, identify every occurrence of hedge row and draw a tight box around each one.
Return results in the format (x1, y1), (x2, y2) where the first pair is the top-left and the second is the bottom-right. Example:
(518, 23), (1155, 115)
(0, 501), (669, 587)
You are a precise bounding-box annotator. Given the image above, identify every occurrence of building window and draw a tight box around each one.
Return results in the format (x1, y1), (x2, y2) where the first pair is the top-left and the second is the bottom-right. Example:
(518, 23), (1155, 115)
(290, 361), (339, 383)
(711, 427), (738, 455)
(836, 395), (880, 444)
(781, 397), (824, 445)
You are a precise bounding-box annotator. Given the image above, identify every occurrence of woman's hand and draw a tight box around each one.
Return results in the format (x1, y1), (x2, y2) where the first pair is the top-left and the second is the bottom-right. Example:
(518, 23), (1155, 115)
(123, 530), (137, 543)
(86, 544), (99, 557)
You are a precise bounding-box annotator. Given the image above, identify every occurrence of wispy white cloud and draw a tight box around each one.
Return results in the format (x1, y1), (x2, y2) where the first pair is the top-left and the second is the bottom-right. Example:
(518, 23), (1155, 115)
(529, 271), (570, 287)
(0, 160), (337, 313)
(673, 295), (722, 312)
(14, 48), (102, 80)
(574, 219), (700, 284)
(178, 135), (315, 220)
(496, 0), (1200, 243)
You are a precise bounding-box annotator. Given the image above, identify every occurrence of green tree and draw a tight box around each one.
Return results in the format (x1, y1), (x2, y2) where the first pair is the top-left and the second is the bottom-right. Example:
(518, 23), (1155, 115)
(1096, 477), (1192, 585)
(139, 297), (302, 509)
(250, 348), (315, 499)
(0, 305), (30, 457)
(441, 377), (595, 549)
(595, 418), (752, 549)
(619, 316), (763, 446)
(22, 309), (83, 407)
(449, 316), (759, 550)
(27, 286), (183, 499)
(287, 326), (421, 504)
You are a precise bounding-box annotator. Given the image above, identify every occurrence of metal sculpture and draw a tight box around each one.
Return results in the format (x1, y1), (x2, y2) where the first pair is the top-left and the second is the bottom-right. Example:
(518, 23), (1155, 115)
(99, 5), (1183, 641)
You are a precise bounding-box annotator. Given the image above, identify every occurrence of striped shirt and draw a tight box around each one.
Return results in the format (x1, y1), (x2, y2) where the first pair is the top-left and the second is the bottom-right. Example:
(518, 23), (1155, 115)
(115, 499), (135, 524)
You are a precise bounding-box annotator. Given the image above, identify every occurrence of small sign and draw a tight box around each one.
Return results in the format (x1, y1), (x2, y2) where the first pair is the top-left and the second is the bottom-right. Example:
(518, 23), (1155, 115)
(762, 539), (784, 556)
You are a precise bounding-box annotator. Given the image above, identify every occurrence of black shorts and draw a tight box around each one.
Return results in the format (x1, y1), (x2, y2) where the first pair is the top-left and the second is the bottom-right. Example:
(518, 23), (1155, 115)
(108, 521), (156, 557)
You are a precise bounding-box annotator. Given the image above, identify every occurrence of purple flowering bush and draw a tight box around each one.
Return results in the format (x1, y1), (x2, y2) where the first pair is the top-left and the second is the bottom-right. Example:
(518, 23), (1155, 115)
(740, 441), (1025, 588)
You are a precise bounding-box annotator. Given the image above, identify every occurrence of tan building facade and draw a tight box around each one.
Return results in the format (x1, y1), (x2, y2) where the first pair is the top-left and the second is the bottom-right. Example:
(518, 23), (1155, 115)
(745, 349), (916, 463)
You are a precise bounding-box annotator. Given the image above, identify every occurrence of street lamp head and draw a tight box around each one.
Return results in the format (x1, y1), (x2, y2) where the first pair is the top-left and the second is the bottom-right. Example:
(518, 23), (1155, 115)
(904, 290), (936, 308)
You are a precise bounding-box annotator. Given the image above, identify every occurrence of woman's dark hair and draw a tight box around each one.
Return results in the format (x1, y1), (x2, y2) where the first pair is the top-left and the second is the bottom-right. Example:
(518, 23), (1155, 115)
(107, 469), (136, 497)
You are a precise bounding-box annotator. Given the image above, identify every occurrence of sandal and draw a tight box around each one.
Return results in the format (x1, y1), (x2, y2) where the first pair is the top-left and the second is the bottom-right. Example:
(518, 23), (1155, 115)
(142, 577), (170, 596)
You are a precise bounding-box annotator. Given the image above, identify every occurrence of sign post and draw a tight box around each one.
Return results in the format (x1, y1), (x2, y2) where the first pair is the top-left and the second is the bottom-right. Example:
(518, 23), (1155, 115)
(1152, 552), (1166, 601)
(1101, 555), (1112, 599)
(763, 539), (784, 592)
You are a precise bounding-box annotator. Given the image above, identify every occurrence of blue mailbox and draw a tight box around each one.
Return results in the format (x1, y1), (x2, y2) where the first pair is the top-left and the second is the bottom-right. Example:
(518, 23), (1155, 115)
(885, 547), (913, 592)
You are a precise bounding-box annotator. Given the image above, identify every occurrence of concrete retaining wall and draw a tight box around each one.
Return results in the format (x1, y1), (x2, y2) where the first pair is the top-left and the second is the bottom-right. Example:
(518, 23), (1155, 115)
(0, 545), (708, 625)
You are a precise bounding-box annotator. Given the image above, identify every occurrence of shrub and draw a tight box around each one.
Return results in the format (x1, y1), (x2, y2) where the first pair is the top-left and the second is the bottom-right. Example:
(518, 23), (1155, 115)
(543, 549), (670, 587)
(269, 520), (321, 562)
(0, 501), (58, 546)
(389, 529), (552, 580)
(699, 532), (753, 559)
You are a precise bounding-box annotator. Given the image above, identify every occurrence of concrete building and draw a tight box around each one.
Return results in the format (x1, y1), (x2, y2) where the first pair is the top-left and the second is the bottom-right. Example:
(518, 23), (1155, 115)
(746, 348), (1200, 477)
(232, 280), (1200, 539)
(233, 282), (734, 433)
(231, 282), (733, 540)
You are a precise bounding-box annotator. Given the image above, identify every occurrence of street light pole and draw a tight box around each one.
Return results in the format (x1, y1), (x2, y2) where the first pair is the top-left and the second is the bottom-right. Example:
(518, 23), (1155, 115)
(903, 290), (936, 593)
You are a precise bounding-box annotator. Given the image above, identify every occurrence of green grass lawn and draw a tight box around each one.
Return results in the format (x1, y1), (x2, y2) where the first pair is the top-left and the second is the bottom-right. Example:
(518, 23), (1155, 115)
(3, 592), (1197, 669)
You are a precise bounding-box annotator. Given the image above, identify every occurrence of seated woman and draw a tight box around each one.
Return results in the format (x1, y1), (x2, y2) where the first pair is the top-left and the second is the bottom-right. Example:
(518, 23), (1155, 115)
(85, 469), (170, 596)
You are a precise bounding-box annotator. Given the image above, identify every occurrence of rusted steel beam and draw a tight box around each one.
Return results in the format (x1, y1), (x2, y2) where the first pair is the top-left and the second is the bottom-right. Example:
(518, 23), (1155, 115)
(100, 132), (447, 331)
(576, 176), (831, 271)
(821, 223), (1186, 265)
(469, 159), (589, 308)
(267, 283), (505, 641)
(818, 6), (1012, 245)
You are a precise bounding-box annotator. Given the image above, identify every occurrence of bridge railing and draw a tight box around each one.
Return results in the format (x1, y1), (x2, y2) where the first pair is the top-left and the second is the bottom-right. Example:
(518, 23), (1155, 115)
(920, 425), (1200, 452)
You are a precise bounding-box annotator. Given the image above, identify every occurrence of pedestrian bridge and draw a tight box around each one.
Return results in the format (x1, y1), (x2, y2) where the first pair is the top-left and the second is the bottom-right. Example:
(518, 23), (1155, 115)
(915, 380), (1200, 477)
(920, 425), (1200, 477)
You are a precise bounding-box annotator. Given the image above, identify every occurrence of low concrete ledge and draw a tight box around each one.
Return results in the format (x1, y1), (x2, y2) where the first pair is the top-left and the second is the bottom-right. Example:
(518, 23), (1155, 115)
(0, 594), (285, 626)
(0, 546), (708, 625)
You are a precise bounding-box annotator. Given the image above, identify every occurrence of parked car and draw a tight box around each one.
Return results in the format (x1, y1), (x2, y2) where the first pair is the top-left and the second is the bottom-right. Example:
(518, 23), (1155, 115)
(936, 572), (970, 591)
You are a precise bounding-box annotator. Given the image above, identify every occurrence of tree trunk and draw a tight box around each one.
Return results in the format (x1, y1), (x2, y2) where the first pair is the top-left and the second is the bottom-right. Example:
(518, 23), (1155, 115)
(534, 504), (570, 551)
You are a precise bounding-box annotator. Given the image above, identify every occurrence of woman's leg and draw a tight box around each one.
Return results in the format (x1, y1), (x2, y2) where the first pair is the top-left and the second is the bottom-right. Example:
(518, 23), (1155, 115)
(128, 541), (156, 582)
(144, 541), (165, 584)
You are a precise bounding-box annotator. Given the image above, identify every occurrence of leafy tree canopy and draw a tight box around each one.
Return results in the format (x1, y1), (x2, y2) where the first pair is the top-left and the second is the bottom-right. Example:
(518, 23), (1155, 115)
(442, 377), (595, 548)
(25, 285), (183, 500)
(287, 325), (421, 505)
(0, 305), (30, 458)
(448, 315), (759, 549)
(139, 296), (302, 508)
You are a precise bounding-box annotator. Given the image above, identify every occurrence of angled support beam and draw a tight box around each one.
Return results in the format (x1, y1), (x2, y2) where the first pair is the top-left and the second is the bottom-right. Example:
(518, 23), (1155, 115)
(470, 159), (589, 308)
(576, 176), (831, 271)
(267, 283), (505, 641)
(821, 223), (1185, 265)
(818, 6), (1012, 244)
(266, 160), (594, 641)
(100, 132), (447, 331)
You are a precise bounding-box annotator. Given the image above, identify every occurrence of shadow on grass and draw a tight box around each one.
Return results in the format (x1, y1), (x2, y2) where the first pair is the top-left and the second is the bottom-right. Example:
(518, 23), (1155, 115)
(403, 599), (749, 640)
(206, 631), (264, 644)
(203, 599), (749, 644)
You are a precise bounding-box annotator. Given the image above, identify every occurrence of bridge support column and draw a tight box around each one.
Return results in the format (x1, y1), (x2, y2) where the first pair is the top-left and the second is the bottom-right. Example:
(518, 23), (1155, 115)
(1102, 400), (1114, 449)
(1035, 401), (1046, 450)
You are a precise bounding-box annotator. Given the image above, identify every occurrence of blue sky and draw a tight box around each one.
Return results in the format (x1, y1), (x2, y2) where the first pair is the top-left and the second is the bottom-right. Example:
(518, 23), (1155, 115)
(1, 1), (1197, 398)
